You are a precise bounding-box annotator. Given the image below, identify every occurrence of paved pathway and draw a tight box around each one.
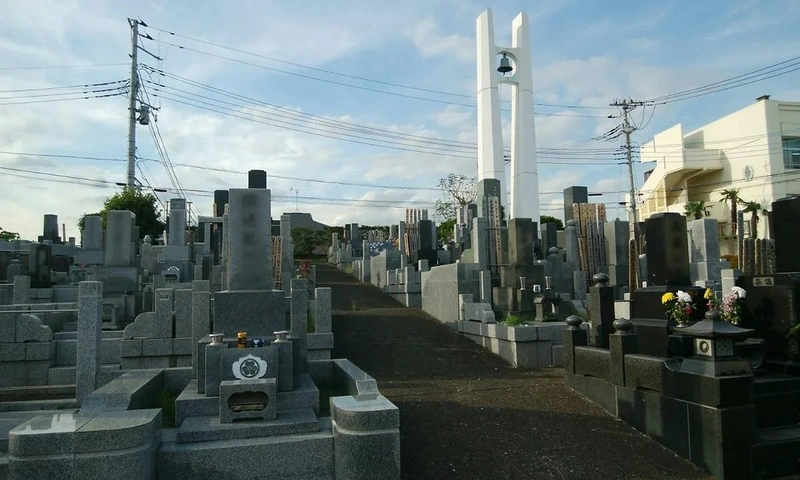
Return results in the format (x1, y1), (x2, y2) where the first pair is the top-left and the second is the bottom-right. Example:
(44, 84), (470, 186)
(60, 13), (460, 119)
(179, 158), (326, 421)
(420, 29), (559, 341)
(319, 264), (714, 480)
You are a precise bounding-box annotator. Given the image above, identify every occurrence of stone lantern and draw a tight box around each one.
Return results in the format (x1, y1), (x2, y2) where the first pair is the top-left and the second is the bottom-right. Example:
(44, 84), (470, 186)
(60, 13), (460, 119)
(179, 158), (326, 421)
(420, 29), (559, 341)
(678, 310), (754, 376)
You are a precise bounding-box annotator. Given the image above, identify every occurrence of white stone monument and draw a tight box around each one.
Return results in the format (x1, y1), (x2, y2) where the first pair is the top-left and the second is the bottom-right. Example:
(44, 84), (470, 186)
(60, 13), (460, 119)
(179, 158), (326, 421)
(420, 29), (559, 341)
(476, 9), (540, 221)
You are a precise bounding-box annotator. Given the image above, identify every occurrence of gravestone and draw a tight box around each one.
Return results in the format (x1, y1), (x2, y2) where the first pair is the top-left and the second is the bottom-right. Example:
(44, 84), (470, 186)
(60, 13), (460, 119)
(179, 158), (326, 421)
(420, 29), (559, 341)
(563, 186), (588, 224)
(540, 222), (557, 254)
(248, 169), (267, 189)
(82, 215), (103, 250)
(773, 196), (800, 273)
(168, 198), (187, 247)
(213, 189), (229, 217)
(105, 210), (135, 267)
(631, 213), (706, 357)
(645, 213), (690, 286)
(213, 188), (285, 337)
(39, 214), (61, 243)
(476, 178), (501, 222)
(76, 281), (103, 403)
(687, 218), (725, 285)
(604, 220), (629, 287)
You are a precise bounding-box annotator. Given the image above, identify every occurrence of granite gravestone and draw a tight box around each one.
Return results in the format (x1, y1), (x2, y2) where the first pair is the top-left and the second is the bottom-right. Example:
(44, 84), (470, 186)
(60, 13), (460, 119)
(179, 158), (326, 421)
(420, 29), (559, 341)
(773, 196), (800, 274)
(248, 169), (267, 189)
(213, 188), (286, 337)
(741, 196), (800, 360)
(631, 212), (706, 357)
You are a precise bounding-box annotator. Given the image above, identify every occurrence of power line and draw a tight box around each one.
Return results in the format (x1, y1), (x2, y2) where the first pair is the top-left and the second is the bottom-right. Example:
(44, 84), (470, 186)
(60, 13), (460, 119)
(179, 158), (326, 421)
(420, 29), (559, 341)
(0, 80), (128, 94)
(0, 87), (128, 106)
(0, 63), (128, 71)
(138, 40), (607, 118)
(644, 56), (800, 105)
(142, 66), (622, 156)
(144, 24), (613, 112)
(151, 88), (625, 164)
(0, 84), (129, 101)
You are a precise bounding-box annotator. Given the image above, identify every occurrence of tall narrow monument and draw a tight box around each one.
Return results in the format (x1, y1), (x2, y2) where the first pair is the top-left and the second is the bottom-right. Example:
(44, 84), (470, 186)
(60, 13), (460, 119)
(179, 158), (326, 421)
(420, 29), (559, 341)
(476, 9), (540, 222)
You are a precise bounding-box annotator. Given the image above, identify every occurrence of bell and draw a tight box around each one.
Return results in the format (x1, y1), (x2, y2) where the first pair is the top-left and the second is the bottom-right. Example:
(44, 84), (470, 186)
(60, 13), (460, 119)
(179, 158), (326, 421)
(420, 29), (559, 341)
(497, 53), (513, 74)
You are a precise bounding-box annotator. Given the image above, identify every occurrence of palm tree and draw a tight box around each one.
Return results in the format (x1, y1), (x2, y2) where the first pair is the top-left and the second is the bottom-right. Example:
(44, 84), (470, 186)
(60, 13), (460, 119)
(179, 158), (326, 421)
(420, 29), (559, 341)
(684, 200), (712, 220)
(740, 200), (767, 238)
(719, 189), (741, 236)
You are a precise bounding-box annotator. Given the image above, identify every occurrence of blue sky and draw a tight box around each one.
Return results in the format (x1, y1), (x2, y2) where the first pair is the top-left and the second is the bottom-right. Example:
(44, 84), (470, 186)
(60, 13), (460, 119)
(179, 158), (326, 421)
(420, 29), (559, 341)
(1, 0), (800, 240)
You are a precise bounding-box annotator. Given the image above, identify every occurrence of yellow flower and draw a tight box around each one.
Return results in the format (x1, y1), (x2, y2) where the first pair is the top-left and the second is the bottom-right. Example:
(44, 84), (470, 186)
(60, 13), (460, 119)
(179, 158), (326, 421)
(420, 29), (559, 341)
(662, 292), (676, 304)
(704, 288), (713, 300)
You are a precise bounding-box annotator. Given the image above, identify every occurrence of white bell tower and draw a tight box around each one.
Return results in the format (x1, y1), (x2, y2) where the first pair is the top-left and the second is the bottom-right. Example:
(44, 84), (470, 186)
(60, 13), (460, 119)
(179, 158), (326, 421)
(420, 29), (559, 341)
(476, 9), (540, 222)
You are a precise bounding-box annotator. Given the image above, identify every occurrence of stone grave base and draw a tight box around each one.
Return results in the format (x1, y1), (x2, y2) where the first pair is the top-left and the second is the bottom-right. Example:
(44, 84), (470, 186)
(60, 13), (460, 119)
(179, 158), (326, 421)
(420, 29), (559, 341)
(176, 376), (320, 426)
(458, 321), (587, 369)
(158, 425), (334, 479)
(384, 284), (421, 308)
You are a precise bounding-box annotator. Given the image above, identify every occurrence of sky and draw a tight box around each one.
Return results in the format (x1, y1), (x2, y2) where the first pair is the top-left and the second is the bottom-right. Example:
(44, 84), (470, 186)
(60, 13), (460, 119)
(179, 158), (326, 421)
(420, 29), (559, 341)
(1, 0), (800, 241)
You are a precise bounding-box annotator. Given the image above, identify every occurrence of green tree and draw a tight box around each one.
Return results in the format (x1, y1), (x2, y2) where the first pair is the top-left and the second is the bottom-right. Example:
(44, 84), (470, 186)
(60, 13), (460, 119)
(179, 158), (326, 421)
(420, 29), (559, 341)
(78, 187), (165, 240)
(291, 227), (329, 257)
(437, 218), (456, 243)
(719, 189), (741, 235)
(740, 200), (767, 239)
(434, 173), (477, 221)
(684, 200), (712, 220)
(0, 227), (20, 241)
(540, 215), (564, 230)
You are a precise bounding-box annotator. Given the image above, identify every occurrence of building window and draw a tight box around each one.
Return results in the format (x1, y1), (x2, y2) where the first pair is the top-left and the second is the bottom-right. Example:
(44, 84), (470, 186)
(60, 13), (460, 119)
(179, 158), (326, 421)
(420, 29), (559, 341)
(784, 138), (800, 169)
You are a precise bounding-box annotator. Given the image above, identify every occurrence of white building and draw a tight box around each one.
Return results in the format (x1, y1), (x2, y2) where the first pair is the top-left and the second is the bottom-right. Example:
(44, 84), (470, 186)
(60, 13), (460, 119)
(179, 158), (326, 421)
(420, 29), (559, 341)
(636, 96), (800, 252)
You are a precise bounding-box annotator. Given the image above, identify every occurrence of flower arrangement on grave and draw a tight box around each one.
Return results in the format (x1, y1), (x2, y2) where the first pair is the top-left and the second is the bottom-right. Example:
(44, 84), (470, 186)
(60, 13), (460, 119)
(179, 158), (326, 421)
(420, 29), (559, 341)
(662, 290), (695, 327)
(298, 258), (312, 279)
(705, 286), (747, 325)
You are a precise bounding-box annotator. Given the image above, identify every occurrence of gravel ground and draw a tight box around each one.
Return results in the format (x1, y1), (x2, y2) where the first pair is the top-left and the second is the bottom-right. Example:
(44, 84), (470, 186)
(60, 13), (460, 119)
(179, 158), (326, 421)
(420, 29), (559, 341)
(318, 264), (716, 480)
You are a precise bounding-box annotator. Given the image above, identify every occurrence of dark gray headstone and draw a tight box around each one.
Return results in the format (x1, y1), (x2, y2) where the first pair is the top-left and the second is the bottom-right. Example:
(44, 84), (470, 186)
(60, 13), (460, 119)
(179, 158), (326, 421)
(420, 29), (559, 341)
(41, 214), (60, 243)
(213, 190), (229, 217)
(645, 213), (689, 286)
(772, 196), (800, 273)
(540, 222), (557, 253)
(563, 186), (588, 222)
(508, 218), (535, 266)
(418, 220), (434, 251)
(248, 170), (267, 189)
(476, 179), (502, 220)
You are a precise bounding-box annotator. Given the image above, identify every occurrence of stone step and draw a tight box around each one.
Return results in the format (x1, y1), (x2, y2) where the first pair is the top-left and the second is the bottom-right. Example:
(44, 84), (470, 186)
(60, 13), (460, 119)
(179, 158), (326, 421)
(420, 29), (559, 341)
(754, 373), (800, 429)
(0, 410), (76, 453)
(751, 425), (800, 478)
(62, 321), (77, 332)
(765, 360), (800, 376)
(176, 408), (320, 444)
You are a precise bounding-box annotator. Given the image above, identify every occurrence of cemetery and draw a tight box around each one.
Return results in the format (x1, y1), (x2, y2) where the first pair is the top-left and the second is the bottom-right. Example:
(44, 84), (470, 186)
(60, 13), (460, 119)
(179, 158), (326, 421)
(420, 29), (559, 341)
(325, 187), (800, 479)
(2, 7), (800, 480)
(0, 172), (400, 479)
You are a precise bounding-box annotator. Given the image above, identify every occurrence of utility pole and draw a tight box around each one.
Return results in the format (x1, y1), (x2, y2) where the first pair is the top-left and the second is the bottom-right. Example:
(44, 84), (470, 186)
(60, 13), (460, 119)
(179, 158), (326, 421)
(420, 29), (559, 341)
(126, 18), (160, 189)
(610, 98), (646, 240)
(126, 18), (140, 189)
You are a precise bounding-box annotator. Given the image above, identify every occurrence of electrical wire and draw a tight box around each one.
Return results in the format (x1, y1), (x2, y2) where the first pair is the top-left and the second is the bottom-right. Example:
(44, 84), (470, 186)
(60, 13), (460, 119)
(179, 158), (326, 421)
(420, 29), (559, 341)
(143, 24), (613, 111)
(141, 66), (622, 157)
(0, 63), (128, 71)
(644, 56), (800, 104)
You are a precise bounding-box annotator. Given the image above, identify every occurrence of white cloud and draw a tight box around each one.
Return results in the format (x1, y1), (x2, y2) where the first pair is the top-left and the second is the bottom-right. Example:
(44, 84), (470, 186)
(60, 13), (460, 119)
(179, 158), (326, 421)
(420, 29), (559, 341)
(2, 0), (799, 239)
(404, 18), (474, 63)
